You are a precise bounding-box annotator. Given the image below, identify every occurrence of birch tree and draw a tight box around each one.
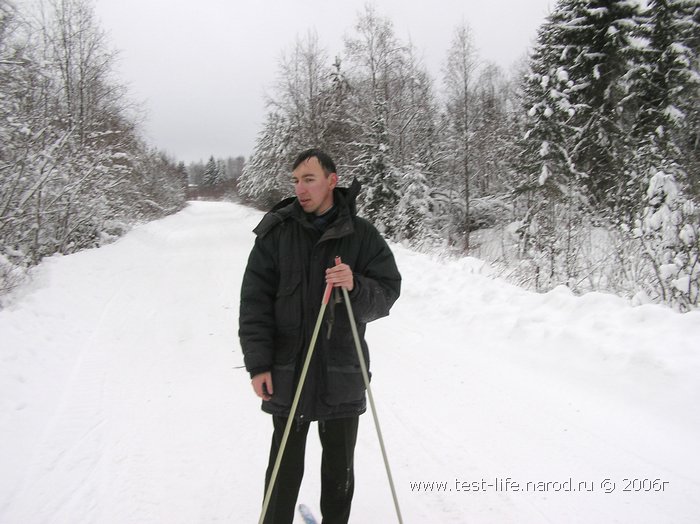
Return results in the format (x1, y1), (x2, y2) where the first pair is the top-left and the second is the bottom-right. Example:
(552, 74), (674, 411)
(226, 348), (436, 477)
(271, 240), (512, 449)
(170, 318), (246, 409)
(443, 22), (479, 252)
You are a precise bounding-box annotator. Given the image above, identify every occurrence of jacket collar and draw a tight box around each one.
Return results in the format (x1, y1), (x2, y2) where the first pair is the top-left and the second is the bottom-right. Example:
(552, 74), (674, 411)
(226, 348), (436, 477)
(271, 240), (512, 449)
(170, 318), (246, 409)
(254, 178), (361, 238)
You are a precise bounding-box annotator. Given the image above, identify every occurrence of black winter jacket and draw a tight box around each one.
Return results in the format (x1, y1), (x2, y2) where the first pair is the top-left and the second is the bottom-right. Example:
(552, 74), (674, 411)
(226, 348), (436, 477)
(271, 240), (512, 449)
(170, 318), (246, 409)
(239, 180), (401, 421)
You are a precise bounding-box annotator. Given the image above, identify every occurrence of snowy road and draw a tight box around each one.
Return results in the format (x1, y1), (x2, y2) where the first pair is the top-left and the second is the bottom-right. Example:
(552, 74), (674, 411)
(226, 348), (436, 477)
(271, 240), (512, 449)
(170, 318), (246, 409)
(2, 201), (699, 523)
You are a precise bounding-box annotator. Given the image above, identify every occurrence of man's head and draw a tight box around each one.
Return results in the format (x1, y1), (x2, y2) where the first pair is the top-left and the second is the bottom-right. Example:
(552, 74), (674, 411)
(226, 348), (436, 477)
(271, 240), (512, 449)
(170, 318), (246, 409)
(292, 149), (338, 215)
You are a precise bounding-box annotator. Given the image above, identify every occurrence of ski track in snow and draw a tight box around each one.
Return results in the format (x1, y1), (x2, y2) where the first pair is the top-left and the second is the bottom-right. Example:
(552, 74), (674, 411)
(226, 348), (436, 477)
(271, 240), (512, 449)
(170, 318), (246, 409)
(1, 201), (699, 523)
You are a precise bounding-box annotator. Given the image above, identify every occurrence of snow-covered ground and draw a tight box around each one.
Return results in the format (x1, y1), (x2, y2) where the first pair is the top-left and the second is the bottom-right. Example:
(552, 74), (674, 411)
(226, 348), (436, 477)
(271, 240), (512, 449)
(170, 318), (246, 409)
(1, 201), (699, 523)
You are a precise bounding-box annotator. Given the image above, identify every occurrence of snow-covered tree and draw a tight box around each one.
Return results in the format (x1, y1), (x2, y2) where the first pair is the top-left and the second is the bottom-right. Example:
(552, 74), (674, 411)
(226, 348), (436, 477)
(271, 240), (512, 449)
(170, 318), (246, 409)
(514, 0), (643, 291)
(271, 31), (336, 151)
(395, 164), (433, 243)
(635, 171), (699, 310)
(628, 0), (700, 199)
(238, 112), (294, 207)
(351, 101), (399, 235)
(471, 63), (511, 196)
(519, 0), (641, 216)
(343, 6), (404, 232)
(442, 21), (479, 251)
(201, 156), (223, 187)
(343, 5), (441, 239)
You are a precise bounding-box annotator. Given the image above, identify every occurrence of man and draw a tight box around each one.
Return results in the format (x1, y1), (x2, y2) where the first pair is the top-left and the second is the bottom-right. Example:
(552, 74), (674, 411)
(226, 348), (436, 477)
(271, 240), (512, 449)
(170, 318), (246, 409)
(239, 148), (401, 523)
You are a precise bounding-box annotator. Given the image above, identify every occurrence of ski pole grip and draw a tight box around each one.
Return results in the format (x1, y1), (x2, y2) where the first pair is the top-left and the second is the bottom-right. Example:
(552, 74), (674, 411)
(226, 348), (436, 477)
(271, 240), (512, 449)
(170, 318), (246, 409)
(322, 282), (333, 305)
(322, 257), (342, 305)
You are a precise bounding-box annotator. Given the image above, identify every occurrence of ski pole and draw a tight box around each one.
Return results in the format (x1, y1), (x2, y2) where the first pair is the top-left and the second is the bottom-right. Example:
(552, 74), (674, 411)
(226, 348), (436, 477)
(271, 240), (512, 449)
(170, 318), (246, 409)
(258, 279), (334, 524)
(335, 257), (404, 524)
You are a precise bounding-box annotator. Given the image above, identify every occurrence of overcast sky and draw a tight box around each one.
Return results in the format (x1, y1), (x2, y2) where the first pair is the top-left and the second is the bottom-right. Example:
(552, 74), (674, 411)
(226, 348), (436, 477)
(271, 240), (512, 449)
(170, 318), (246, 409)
(92, 0), (554, 164)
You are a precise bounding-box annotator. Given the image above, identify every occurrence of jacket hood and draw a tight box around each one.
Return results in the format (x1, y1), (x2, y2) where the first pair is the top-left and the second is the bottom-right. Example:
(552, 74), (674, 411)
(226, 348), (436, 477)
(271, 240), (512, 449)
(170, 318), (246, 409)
(254, 178), (361, 238)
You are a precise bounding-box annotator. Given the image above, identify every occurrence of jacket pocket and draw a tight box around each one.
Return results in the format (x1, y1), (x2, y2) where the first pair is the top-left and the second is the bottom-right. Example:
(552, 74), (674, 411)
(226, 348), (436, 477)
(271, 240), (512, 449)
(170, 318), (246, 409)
(275, 271), (302, 331)
(267, 363), (296, 409)
(322, 365), (366, 406)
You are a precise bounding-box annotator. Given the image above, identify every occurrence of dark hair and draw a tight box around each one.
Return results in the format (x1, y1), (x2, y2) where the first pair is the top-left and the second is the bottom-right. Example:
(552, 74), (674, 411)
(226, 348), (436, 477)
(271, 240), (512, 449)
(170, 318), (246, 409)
(292, 148), (337, 176)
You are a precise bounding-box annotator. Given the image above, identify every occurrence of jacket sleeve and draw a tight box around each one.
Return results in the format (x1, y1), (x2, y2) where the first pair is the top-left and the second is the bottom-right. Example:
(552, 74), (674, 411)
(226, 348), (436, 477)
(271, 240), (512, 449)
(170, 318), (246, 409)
(239, 234), (279, 378)
(348, 224), (401, 323)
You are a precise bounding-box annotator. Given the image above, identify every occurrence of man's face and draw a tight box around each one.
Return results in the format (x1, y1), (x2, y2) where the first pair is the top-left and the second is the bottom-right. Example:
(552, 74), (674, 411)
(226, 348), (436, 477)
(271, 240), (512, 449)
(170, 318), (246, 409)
(292, 157), (338, 215)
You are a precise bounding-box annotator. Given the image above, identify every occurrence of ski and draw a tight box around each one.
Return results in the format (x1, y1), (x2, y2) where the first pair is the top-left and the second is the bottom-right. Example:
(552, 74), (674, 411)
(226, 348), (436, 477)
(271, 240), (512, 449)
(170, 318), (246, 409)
(297, 503), (318, 524)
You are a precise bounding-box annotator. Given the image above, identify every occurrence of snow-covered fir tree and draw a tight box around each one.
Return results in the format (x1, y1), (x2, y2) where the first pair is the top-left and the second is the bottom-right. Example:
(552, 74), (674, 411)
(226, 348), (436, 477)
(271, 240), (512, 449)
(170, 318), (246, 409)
(350, 100), (400, 235)
(519, 0), (641, 219)
(395, 164), (433, 244)
(321, 57), (355, 164)
(629, 0), (700, 195)
(513, 0), (699, 305)
(201, 156), (223, 187)
(238, 112), (294, 207)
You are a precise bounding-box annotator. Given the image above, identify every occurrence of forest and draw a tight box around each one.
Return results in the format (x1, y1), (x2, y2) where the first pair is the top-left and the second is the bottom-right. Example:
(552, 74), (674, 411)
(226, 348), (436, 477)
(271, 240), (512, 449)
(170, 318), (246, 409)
(239, 1), (699, 311)
(0, 0), (187, 300)
(1, 0), (698, 311)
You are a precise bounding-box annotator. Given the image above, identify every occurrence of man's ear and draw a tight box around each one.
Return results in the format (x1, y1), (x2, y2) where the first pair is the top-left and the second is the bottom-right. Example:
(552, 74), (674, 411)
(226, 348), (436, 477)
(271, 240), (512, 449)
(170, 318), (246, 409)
(329, 172), (338, 190)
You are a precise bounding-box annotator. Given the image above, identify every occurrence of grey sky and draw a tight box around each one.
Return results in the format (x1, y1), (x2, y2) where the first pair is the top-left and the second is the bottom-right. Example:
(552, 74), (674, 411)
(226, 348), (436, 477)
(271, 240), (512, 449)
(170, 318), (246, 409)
(93, 0), (553, 164)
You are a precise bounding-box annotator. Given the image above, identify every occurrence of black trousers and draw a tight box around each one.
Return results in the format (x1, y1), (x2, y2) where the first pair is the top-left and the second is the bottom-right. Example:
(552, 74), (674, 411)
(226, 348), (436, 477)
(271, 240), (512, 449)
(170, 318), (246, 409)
(262, 415), (359, 524)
